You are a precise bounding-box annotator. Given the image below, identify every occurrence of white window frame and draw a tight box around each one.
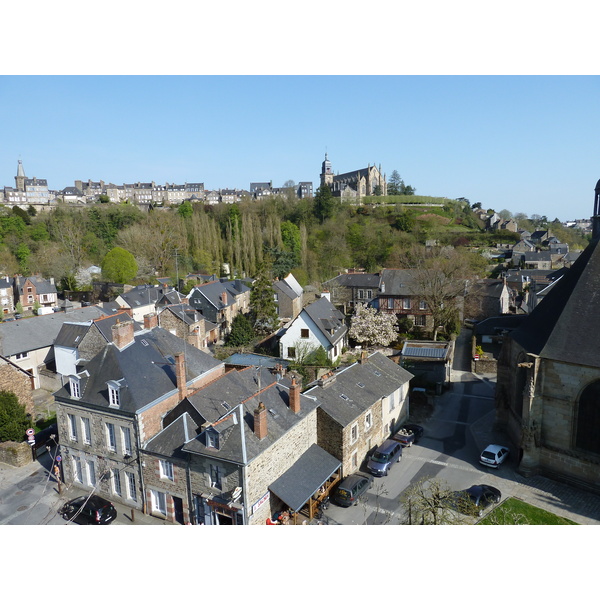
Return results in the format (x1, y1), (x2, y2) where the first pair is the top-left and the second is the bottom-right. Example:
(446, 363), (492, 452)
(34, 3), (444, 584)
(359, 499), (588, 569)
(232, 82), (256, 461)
(351, 423), (359, 443)
(108, 382), (120, 407)
(419, 300), (427, 310)
(68, 414), (78, 442)
(152, 489), (167, 515)
(86, 459), (96, 487)
(365, 411), (373, 431)
(105, 422), (117, 452)
(121, 426), (132, 456)
(403, 298), (411, 310)
(126, 472), (137, 502)
(69, 376), (81, 399)
(112, 468), (122, 496)
(73, 456), (83, 483)
(81, 416), (91, 445)
(160, 460), (174, 481)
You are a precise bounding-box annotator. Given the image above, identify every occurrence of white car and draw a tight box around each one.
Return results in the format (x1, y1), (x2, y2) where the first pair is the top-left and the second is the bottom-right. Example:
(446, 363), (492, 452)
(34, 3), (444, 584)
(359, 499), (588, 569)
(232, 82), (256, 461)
(480, 444), (510, 468)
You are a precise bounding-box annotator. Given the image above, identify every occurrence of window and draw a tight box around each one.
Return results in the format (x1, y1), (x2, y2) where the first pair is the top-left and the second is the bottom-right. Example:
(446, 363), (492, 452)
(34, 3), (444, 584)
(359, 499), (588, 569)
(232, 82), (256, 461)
(14, 352), (28, 360)
(81, 417), (91, 445)
(86, 460), (96, 487)
(209, 464), (222, 490)
(387, 298), (394, 310)
(121, 427), (132, 456)
(287, 347), (296, 359)
(126, 472), (137, 502)
(300, 328), (309, 339)
(68, 414), (78, 442)
(351, 423), (358, 443)
(419, 300), (427, 310)
(112, 468), (122, 496)
(365, 412), (373, 430)
(160, 460), (174, 481)
(415, 315), (426, 327)
(69, 376), (81, 399)
(151, 490), (167, 515)
(351, 451), (358, 468)
(72, 456), (83, 483)
(105, 423), (116, 452)
(366, 290), (372, 299)
(108, 382), (120, 407)
(358, 289), (364, 300)
(403, 298), (411, 310)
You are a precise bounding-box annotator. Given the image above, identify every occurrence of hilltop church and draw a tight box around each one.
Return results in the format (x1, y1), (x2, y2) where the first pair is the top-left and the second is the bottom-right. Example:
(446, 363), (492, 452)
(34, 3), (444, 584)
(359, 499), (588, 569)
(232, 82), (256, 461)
(495, 177), (600, 493)
(319, 153), (387, 199)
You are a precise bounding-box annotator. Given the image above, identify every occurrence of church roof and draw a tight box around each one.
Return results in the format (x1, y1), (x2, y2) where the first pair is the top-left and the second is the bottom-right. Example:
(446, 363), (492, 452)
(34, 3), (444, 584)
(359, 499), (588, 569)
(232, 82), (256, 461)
(510, 237), (600, 368)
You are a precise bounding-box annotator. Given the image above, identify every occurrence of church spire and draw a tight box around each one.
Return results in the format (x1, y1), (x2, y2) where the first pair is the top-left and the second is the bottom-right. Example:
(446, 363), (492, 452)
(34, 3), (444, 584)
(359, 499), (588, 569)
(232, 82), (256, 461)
(15, 160), (26, 192)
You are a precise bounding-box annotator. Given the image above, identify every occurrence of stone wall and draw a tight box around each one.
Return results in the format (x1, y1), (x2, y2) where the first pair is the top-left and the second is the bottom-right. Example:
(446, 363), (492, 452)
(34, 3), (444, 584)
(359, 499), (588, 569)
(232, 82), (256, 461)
(0, 441), (32, 466)
(0, 362), (34, 416)
(142, 455), (190, 523)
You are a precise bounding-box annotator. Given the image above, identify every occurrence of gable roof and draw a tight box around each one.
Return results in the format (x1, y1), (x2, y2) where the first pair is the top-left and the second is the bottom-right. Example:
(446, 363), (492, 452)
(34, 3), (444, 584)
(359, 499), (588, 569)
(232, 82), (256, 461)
(0, 305), (112, 356)
(379, 269), (422, 296)
(302, 297), (347, 346)
(55, 327), (222, 414)
(305, 352), (413, 427)
(326, 272), (381, 289)
(144, 412), (199, 460)
(188, 281), (233, 309)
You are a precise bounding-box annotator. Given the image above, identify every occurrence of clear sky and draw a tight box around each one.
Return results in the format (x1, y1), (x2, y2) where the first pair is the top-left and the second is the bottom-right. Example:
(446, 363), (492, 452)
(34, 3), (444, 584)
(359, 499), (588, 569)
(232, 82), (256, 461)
(2, 5), (600, 224)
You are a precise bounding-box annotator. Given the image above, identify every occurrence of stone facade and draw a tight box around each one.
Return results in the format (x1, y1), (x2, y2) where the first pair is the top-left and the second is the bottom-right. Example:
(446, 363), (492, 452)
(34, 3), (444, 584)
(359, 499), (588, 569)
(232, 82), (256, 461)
(0, 441), (32, 467)
(143, 454), (191, 523)
(0, 359), (34, 416)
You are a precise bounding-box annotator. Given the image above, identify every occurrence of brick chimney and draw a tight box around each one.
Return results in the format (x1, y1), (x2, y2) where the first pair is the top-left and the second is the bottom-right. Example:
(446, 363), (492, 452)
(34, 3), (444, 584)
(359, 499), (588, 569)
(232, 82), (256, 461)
(175, 353), (186, 401)
(359, 350), (368, 364)
(254, 401), (267, 439)
(144, 312), (158, 329)
(111, 319), (135, 350)
(289, 377), (300, 413)
(220, 292), (227, 306)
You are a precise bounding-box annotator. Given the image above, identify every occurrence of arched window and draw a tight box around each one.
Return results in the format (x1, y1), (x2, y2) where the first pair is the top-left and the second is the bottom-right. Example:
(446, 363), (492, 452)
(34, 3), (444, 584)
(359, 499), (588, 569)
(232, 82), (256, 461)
(576, 380), (600, 455)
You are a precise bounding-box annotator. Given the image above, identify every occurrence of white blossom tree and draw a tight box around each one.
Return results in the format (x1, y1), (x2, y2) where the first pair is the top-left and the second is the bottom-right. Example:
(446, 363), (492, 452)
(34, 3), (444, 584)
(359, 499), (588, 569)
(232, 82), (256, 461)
(349, 303), (399, 348)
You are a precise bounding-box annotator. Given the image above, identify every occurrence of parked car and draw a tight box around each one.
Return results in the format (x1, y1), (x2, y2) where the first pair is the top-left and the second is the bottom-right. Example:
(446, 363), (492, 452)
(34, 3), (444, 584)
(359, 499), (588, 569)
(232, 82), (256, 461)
(366, 439), (403, 477)
(479, 444), (510, 468)
(331, 474), (373, 507)
(447, 484), (502, 517)
(58, 495), (117, 525)
(392, 423), (424, 446)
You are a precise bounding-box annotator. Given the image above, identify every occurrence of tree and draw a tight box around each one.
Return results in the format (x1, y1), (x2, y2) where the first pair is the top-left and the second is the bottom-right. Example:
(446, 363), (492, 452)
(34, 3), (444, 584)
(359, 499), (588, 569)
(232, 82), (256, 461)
(387, 170), (416, 195)
(225, 313), (256, 347)
(101, 246), (138, 284)
(249, 262), (279, 336)
(400, 477), (466, 525)
(177, 201), (193, 219)
(349, 303), (399, 348)
(314, 184), (336, 224)
(0, 390), (32, 443)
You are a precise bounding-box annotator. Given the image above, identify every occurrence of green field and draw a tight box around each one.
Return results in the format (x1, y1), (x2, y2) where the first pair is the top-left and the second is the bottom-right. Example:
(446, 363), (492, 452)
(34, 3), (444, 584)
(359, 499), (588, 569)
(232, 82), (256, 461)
(479, 497), (577, 525)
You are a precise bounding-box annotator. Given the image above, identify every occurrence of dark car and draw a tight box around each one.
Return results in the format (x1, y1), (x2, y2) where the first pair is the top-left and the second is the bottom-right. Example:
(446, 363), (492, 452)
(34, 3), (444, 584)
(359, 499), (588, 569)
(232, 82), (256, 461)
(331, 474), (373, 507)
(392, 423), (424, 446)
(447, 484), (502, 517)
(58, 495), (117, 525)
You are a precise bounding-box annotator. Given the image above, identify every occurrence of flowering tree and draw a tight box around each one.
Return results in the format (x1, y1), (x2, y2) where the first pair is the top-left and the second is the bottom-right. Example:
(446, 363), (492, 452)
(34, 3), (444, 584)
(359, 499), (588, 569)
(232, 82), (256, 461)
(349, 303), (399, 348)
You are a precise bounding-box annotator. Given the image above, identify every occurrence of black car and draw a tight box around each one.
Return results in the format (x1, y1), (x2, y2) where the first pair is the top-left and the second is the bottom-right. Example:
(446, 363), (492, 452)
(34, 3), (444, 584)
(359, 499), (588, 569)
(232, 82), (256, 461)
(331, 474), (373, 507)
(447, 484), (502, 517)
(58, 495), (117, 525)
(394, 423), (424, 445)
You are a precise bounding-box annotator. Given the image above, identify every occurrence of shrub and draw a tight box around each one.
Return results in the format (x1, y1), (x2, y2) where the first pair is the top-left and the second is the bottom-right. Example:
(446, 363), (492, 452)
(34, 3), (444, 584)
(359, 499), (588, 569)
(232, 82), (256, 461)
(0, 390), (32, 443)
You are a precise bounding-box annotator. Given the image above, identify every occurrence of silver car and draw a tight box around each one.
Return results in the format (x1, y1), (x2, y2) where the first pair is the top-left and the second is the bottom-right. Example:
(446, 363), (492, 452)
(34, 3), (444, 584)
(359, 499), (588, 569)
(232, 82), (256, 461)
(479, 444), (509, 468)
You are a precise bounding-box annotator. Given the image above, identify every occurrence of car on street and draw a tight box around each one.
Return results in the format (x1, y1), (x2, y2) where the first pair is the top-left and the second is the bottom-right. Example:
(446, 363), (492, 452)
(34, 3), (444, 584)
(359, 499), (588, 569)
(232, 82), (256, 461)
(331, 474), (373, 507)
(393, 423), (424, 446)
(366, 439), (403, 477)
(480, 444), (510, 468)
(58, 495), (117, 525)
(446, 484), (502, 517)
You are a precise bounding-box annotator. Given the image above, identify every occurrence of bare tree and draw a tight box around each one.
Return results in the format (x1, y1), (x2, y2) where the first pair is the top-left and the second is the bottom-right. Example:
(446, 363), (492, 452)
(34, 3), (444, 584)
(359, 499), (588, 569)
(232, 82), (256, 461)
(400, 477), (467, 525)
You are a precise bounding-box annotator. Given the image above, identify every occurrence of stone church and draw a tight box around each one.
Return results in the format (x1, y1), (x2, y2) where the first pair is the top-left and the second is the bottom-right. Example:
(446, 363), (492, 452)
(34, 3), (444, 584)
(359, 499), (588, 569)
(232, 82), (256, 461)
(319, 153), (387, 199)
(495, 177), (600, 492)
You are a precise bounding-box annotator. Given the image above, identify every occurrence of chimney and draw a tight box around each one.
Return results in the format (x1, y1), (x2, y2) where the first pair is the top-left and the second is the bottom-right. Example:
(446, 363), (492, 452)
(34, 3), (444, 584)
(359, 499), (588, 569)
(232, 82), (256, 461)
(220, 292), (227, 305)
(254, 401), (267, 440)
(289, 377), (301, 413)
(359, 350), (368, 364)
(144, 312), (158, 329)
(111, 319), (135, 350)
(318, 372), (337, 388)
(320, 290), (331, 302)
(175, 353), (186, 401)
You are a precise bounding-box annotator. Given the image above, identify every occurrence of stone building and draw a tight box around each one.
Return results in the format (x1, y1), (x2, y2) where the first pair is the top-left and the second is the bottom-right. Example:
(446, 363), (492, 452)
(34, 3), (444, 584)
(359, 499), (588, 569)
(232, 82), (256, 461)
(0, 355), (34, 416)
(495, 177), (600, 492)
(319, 153), (387, 199)
(54, 320), (224, 512)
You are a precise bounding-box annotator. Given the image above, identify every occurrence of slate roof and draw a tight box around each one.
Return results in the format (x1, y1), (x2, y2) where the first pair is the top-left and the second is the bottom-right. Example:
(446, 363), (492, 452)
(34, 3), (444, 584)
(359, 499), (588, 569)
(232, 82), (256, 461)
(379, 269), (422, 296)
(302, 297), (347, 346)
(305, 352), (413, 427)
(327, 272), (381, 289)
(0, 305), (112, 356)
(188, 281), (234, 309)
(182, 369), (320, 464)
(223, 353), (291, 370)
(55, 327), (223, 415)
(54, 313), (138, 348)
(401, 341), (450, 360)
(159, 303), (205, 326)
(468, 279), (507, 299)
(144, 412), (199, 460)
(15, 275), (57, 295)
(509, 238), (600, 367)
(118, 284), (179, 309)
(274, 278), (299, 300)
(524, 251), (552, 262)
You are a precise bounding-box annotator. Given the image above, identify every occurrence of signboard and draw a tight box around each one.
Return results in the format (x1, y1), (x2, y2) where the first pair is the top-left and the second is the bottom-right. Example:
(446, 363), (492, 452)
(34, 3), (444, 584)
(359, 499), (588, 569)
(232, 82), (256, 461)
(474, 354), (480, 361)
(252, 491), (270, 515)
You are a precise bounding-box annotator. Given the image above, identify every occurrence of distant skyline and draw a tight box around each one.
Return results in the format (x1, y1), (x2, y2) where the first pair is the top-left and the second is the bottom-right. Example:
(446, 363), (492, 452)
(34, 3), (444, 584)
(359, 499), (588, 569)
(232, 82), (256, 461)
(1, 75), (599, 222)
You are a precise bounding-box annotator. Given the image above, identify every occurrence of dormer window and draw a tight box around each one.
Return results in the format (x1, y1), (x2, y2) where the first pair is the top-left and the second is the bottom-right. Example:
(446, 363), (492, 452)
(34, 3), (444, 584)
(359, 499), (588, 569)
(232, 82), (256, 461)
(69, 375), (81, 399)
(205, 427), (220, 450)
(107, 380), (122, 407)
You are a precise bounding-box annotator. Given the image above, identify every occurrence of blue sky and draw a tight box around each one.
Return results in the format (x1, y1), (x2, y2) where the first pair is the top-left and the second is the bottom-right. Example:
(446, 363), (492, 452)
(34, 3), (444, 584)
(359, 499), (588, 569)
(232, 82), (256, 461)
(1, 75), (598, 221)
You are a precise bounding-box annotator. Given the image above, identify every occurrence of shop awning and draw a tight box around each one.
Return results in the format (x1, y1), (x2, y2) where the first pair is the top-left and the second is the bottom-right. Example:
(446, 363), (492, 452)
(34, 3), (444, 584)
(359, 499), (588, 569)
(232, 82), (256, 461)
(268, 444), (341, 513)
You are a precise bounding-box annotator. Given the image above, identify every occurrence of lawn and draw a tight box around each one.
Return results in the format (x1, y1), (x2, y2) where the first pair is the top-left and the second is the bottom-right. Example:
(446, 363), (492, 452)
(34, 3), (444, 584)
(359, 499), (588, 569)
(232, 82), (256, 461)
(479, 497), (577, 525)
